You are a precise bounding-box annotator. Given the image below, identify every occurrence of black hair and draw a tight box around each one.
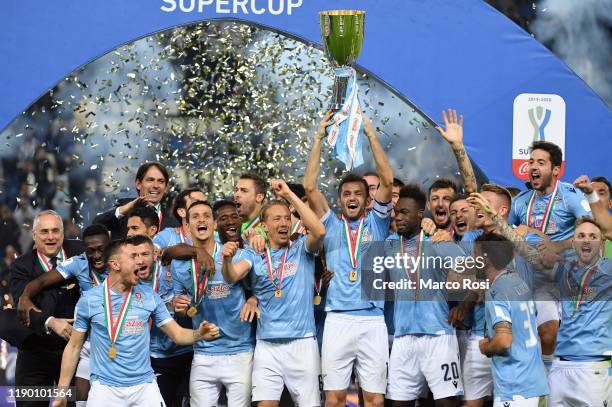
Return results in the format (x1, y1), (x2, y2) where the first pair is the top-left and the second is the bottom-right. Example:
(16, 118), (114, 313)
(82, 224), (109, 240)
(212, 199), (237, 219)
(239, 172), (267, 197)
(125, 234), (154, 248)
(172, 187), (206, 223)
(287, 183), (306, 200)
(428, 178), (458, 197)
(186, 200), (213, 222)
(392, 178), (405, 188)
(135, 162), (169, 184)
(474, 232), (514, 270)
(531, 141), (563, 168)
(127, 206), (159, 229)
(398, 184), (427, 210)
(338, 172), (369, 196)
(592, 176), (611, 198)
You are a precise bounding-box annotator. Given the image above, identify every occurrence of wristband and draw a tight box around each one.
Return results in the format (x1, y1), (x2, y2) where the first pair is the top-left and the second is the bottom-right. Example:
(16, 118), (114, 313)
(586, 191), (599, 204)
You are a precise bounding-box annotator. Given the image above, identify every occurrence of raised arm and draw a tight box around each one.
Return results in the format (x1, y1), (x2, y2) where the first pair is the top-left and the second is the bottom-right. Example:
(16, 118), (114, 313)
(221, 242), (252, 284)
(271, 179), (325, 253)
(364, 116), (393, 203)
(436, 109), (477, 193)
(162, 244), (215, 277)
(159, 319), (220, 345)
(304, 112), (332, 218)
(574, 175), (612, 240)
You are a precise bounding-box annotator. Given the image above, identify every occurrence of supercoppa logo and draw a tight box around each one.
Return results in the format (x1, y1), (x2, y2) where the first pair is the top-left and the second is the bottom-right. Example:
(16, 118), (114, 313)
(161, 0), (303, 15)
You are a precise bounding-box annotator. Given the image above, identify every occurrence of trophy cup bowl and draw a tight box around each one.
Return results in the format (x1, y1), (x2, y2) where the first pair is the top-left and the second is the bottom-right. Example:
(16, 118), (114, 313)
(320, 10), (365, 111)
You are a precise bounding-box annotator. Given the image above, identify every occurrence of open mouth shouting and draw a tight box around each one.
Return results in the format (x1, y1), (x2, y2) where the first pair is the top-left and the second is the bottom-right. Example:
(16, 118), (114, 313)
(91, 258), (105, 270)
(433, 207), (448, 226)
(136, 264), (149, 279)
(530, 170), (542, 189)
(454, 218), (468, 234)
(225, 226), (238, 239)
(276, 227), (290, 240)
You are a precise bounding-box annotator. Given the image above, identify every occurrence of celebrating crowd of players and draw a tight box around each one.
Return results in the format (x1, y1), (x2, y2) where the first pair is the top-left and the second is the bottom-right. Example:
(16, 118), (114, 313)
(3, 109), (610, 407)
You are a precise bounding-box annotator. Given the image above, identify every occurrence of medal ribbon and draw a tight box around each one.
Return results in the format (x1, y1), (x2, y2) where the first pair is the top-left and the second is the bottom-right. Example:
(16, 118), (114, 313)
(400, 230), (426, 281)
(190, 244), (216, 306)
(291, 220), (303, 236)
(36, 248), (66, 272)
(526, 181), (559, 233)
(242, 216), (261, 238)
(566, 261), (597, 311)
(151, 260), (160, 292)
(265, 246), (288, 292)
(90, 267), (103, 287)
(103, 278), (133, 350)
(342, 214), (366, 270)
(179, 226), (189, 244)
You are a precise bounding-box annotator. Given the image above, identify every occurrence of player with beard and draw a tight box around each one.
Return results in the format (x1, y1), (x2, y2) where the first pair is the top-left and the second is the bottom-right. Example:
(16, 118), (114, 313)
(126, 206), (159, 238)
(17, 224), (111, 405)
(234, 172), (267, 239)
(364, 172), (380, 210)
(384, 184), (464, 405)
(573, 176), (612, 246)
(94, 162), (178, 239)
(509, 141), (590, 243)
(426, 179), (458, 233)
(508, 141), (591, 369)
(222, 180), (325, 406)
(304, 113), (393, 407)
(474, 233), (549, 407)
(173, 201), (255, 405)
(52, 237), (220, 407)
(123, 233), (194, 407)
(546, 218), (611, 406)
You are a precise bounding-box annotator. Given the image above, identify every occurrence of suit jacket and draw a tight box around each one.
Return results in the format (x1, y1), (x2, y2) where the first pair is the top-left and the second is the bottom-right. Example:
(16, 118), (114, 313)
(1, 239), (84, 350)
(93, 197), (178, 240)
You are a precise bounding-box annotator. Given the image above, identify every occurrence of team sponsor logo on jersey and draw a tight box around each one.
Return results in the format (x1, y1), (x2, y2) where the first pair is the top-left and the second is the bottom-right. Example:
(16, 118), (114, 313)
(206, 281), (231, 299)
(512, 93), (566, 180)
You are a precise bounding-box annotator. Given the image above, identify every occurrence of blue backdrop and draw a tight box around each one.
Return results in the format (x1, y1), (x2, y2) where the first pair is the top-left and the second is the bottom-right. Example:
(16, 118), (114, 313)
(2, 0), (610, 186)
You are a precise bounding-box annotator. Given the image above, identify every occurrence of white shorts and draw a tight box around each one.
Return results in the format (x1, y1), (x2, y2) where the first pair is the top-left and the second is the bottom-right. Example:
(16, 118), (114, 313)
(87, 381), (164, 407)
(462, 334), (492, 401)
(321, 313), (388, 394)
(548, 360), (611, 407)
(492, 397), (540, 407)
(75, 340), (91, 380)
(534, 284), (560, 326)
(190, 351), (253, 407)
(387, 334), (463, 401)
(252, 337), (321, 406)
(456, 329), (470, 365)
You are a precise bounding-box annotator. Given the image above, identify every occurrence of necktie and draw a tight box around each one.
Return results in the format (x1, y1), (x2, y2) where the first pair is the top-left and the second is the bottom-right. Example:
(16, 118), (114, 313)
(50, 256), (58, 269)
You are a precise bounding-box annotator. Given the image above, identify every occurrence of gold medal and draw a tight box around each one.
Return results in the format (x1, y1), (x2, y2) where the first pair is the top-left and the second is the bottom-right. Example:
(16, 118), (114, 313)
(108, 345), (117, 359)
(349, 269), (358, 282)
(275, 289), (283, 298)
(313, 295), (322, 306)
(187, 306), (198, 317)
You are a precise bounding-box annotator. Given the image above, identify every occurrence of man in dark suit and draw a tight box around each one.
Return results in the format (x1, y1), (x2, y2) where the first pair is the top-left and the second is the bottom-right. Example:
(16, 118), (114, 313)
(93, 162), (179, 239)
(5, 210), (83, 407)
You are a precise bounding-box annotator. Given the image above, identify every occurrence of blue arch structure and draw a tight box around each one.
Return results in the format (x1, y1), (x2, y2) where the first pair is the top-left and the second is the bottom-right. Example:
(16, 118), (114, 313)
(2, 0), (610, 186)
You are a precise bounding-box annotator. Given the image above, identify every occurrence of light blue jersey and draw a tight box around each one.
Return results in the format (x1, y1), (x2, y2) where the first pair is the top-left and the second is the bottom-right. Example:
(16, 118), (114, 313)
(237, 235), (316, 340)
(145, 261), (193, 358)
(154, 226), (190, 249)
(322, 201), (391, 313)
(57, 253), (106, 292)
(173, 242), (254, 355)
(508, 181), (590, 243)
(386, 233), (464, 336)
(460, 230), (485, 335)
(554, 257), (612, 360)
(485, 272), (549, 401)
(74, 283), (172, 387)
